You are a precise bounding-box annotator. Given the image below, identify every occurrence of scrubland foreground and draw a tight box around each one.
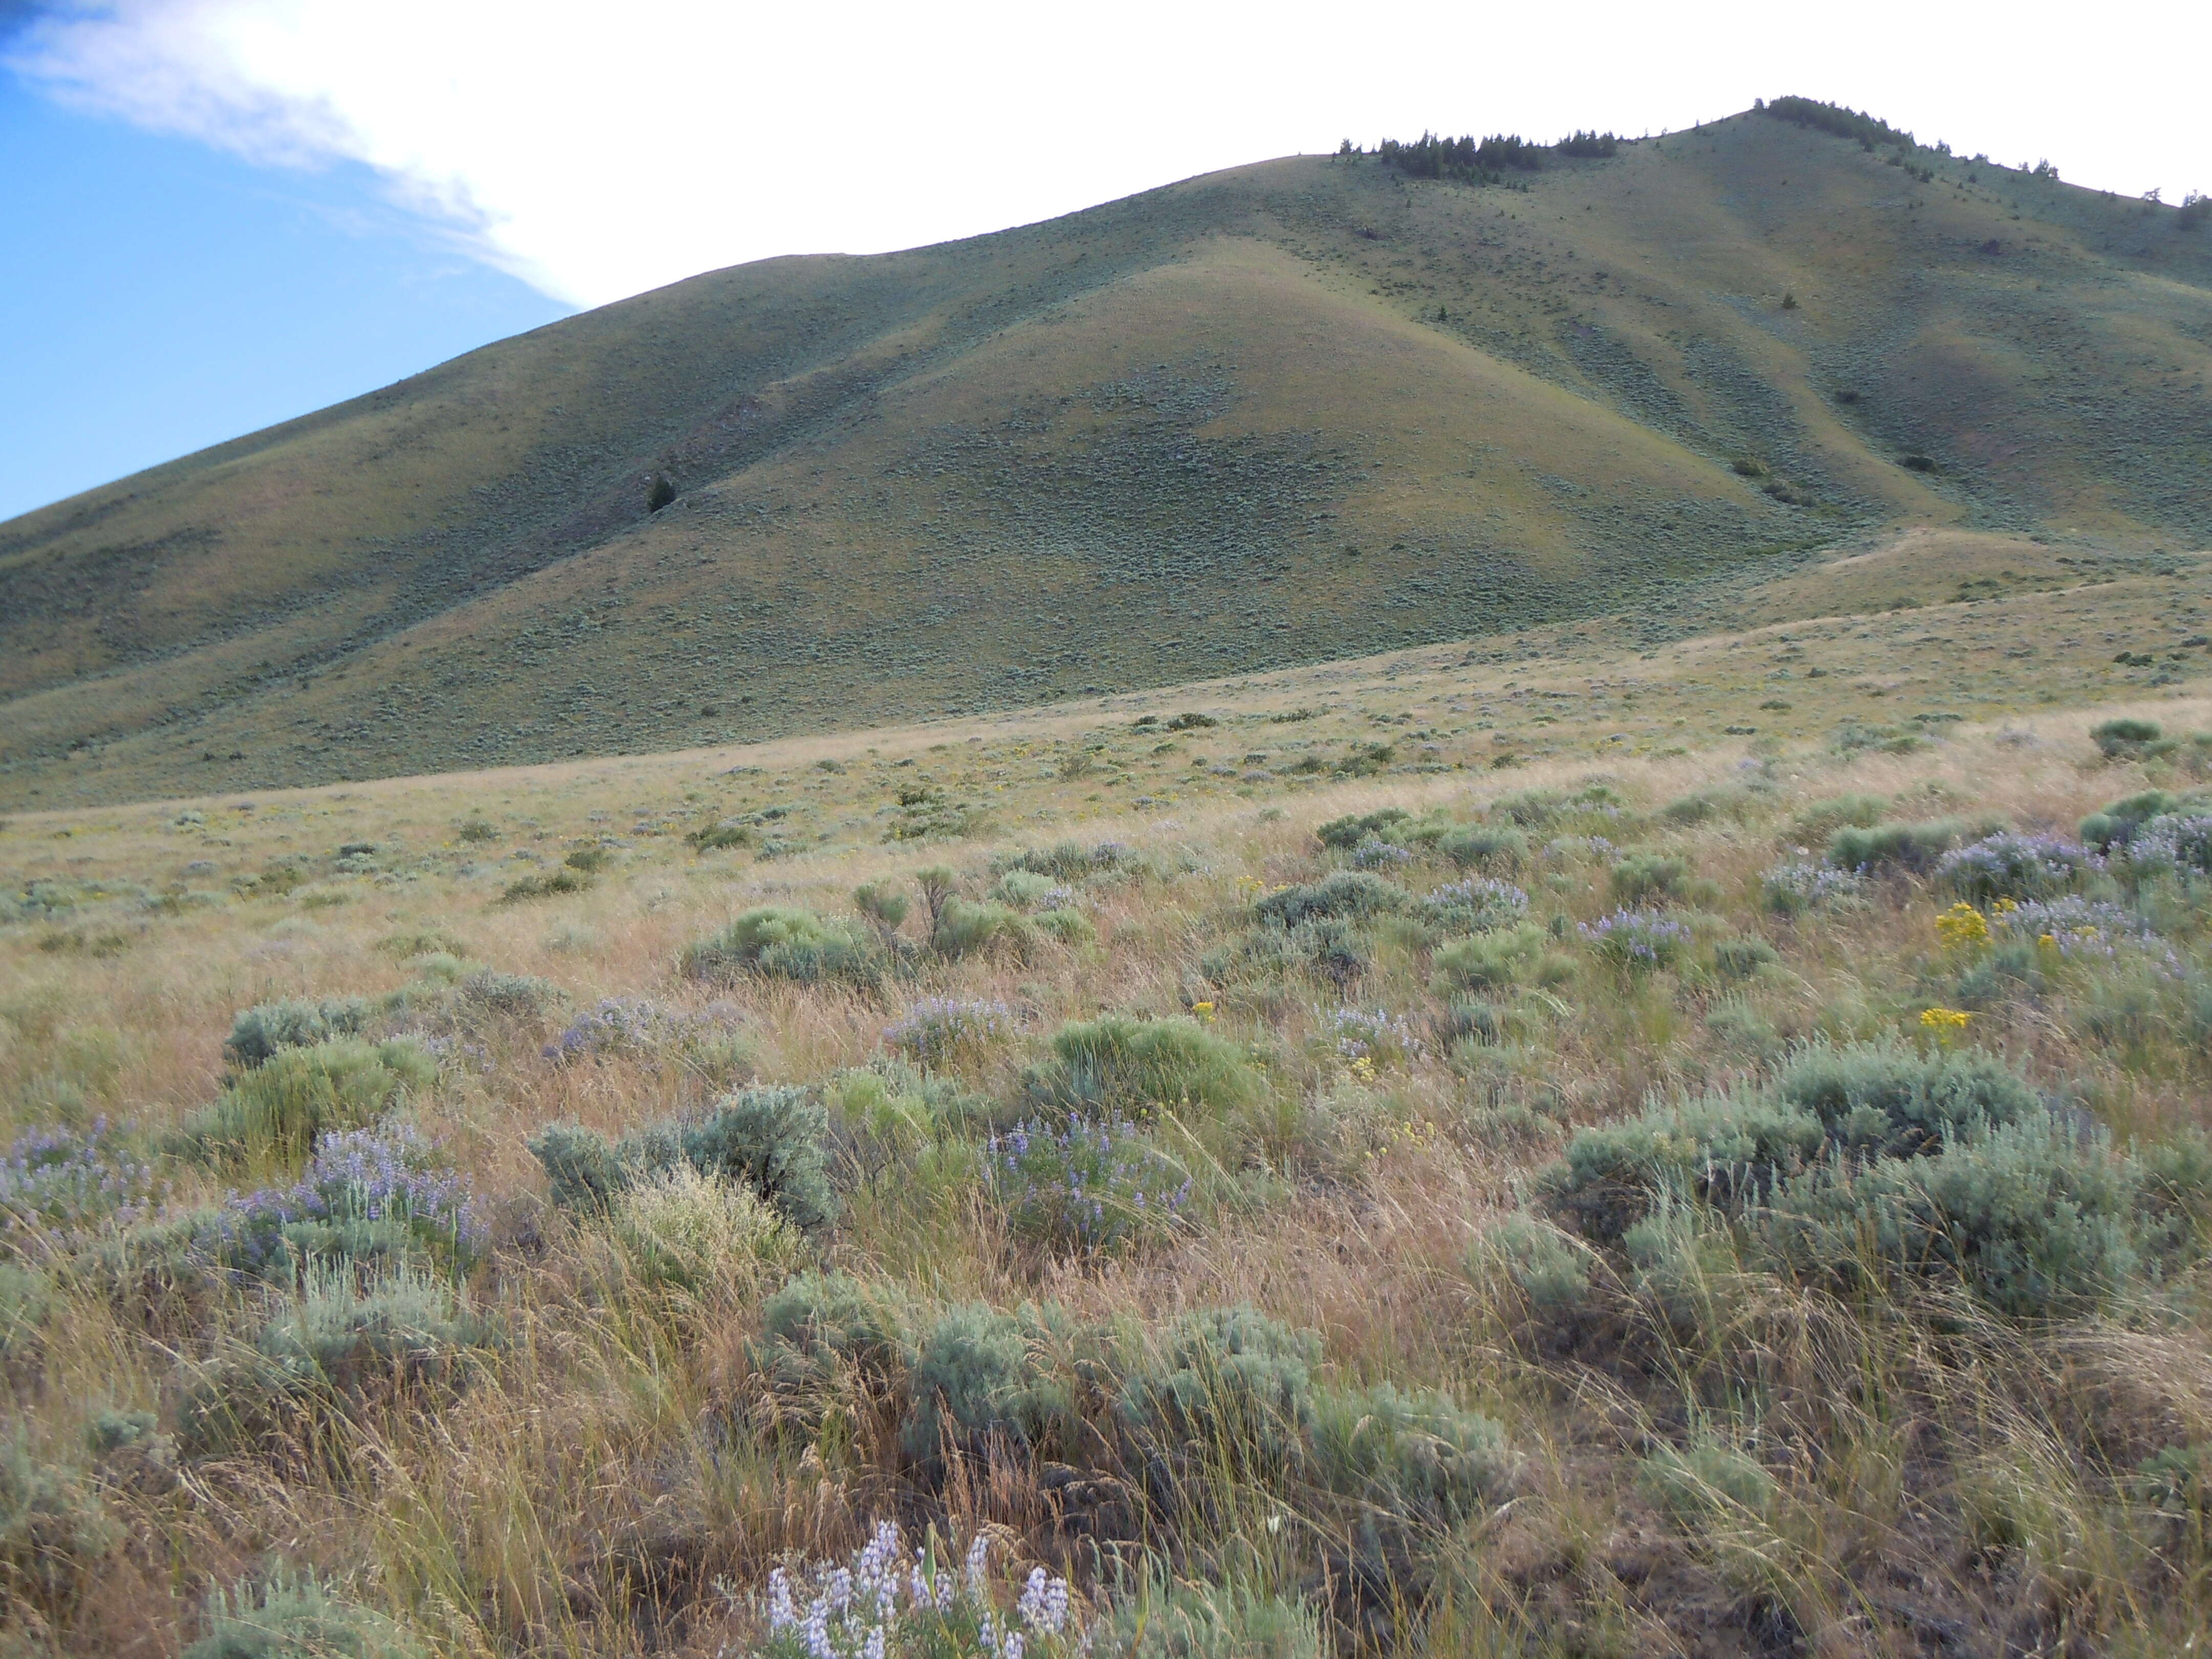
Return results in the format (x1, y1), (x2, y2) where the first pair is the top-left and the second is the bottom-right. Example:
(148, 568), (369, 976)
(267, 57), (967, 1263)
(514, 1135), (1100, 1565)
(14, 566), (2212, 1657)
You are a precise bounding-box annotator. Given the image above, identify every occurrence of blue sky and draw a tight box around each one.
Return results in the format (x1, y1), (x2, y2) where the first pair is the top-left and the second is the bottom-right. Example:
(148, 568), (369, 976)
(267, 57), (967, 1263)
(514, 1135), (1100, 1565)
(0, 82), (568, 524)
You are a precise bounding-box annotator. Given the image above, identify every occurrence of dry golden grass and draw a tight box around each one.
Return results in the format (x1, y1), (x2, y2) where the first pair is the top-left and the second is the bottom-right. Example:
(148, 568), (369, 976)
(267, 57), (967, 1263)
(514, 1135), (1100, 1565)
(8, 578), (2212, 1656)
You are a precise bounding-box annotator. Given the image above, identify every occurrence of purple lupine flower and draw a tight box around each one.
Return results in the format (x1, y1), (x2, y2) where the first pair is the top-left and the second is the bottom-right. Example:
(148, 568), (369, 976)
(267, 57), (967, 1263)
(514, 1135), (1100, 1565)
(1580, 907), (1693, 967)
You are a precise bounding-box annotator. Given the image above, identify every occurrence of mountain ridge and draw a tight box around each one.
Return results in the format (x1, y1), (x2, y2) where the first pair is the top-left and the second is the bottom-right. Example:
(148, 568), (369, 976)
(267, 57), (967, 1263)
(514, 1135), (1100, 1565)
(5, 103), (2209, 810)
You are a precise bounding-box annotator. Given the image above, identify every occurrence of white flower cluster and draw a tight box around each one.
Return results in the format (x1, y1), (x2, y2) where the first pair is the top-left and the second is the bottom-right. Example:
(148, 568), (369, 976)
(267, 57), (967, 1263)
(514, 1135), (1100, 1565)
(745, 1523), (1075, 1659)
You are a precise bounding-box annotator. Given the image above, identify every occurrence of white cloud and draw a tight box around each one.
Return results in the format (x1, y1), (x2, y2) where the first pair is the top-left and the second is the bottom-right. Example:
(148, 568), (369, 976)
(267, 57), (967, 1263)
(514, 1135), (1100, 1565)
(12, 0), (2208, 308)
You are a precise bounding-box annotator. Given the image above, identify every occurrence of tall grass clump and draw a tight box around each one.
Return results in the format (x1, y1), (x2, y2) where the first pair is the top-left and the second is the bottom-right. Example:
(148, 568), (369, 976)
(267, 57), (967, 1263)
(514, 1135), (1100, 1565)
(683, 906), (882, 986)
(1029, 1015), (1265, 1118)
(177, 1038), (436, 1167)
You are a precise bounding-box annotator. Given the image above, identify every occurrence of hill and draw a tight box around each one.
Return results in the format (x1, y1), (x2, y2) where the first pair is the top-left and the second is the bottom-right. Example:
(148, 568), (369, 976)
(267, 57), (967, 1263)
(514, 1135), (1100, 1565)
(4, 101), (2209, 811)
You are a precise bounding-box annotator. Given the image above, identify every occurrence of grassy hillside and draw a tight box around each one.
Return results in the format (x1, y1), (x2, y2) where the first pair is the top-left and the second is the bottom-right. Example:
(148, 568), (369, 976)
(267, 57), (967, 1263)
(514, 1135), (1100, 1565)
(5, 105), (2209, 810)
(11, 554), (2212, 1655)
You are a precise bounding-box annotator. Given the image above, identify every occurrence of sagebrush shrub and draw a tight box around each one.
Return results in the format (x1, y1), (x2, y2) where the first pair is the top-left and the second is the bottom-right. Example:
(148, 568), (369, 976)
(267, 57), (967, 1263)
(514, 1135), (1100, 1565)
(1772, 1037), (2041, 1155)
(1119, 1306), (1320, 1480)
(1610, 853), (1693, 905)
(1415, 877), (1527, 935)
(1312, 1380), (1510, 1524)
(180, 1266), (488, 1457)
(0, 1431), (119, 1621)
(2092, 717), (2165, 760)
(224, 997), (372, 1070)
(1252, 870), (1405, 927)
(902, 1301), (1076, 1466)
(2081, 790), (2204, 850)
(1936, 832), (2100, 902)
(1432, 924), (1548, 992)
(179, 1038), (436, 1167)
(1317, 809), (1411, 850)
(932, 897), (1024, 960)
(1829, 817), (1991, 874)
(678, 1087), (839, 1229)
(529, 1087), (837, 1228)
(1638, 1437), (1775, 1524)
(183, 1569), (429, 1659)
(682, 907), (881, 986)
(1542, 1091), (1825, 1243)
(1436, 824), (1528, 870)
(1759, 1114), (2141, 1317)
(756, 1270), (913, 1400)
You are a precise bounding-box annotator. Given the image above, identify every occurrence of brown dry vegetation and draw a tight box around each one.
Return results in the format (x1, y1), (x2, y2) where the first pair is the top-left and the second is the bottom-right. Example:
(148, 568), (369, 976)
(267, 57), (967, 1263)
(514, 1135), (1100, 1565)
(10, 559), (2212, 1655)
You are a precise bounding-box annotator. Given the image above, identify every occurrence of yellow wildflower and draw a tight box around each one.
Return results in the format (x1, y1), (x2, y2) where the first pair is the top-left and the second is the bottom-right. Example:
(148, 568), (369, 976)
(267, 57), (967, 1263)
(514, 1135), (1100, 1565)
(1934, 903), (1990, 949)
(1920, 1007), (1973, 1045)
(1190, 1000), (1217, 1022)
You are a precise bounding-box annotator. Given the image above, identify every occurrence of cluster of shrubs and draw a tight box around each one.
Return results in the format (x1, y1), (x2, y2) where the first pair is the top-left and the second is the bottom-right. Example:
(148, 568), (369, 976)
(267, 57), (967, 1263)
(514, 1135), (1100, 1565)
(1520, 1040), (2211, 1322)
(750, 1275), (1510, 1577)
(686, 854), (1124, 990)
(528, 1086), (839, 1231)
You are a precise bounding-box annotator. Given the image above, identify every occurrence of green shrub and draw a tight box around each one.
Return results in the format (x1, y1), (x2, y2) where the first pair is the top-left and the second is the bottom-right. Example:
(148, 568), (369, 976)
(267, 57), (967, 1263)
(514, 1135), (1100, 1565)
(932, 897), (1024, 959)
(1482, 1215), (1597, 1317)
(1119, 1307), (1320, 1480)
(455, 969), (566, 1021)
(180, 1267), (488, 1457)
(1316, 809), (1410, 850)
(223, 997), (372, 1069)
(1037, 1015), (1265, 1117)
(2081, 790), (2202, 850)
(2134, 1441), (2212, 1518)
(1313, 1381), (1511, 1523)
(499, 866), (591, 902)
(677, 1087), (839, 1229)
(902, 1301), (1075, 1466)
(1772, 1038), (2041, 1156)
(1623, 1196), (1746, 1344)
(1543, 1092), (1825, 1243)
(682, 907), (881, 986)
(1792, 794), (1887, 838)
(988, 869), (1058, 909)
(528, 1086), (838, 1229)
(1713, 935), (1779, 978)
(1610, 854), (1693, 905)
(524, 1122), (628, 1209)
(0, 1431), (119, 1620)
(1760, 1115), (2141, 1317)
(757, 1270), (913, 1399)
(687, 821), (755, 853)
(852, 880), (910, 932)
(1639, 1438), (1775, 1525)
(183, 1570), (429, 1659)
(1099, 1575), (1325, 1659)
(1415, 877), (1529, 935)
(179, 1038), (437, 1166)
(1828, 817), (1988, 874)
(1432, 924), (1548, 993)
(1034, 907), (1097, 944)
(1437, 824), (1528, 870)
(1252, 870), (1406, 927)
(2092, 717), (2165, 760)
(608, 1166), (803, 1294)
(1662, 789), (1748, 825)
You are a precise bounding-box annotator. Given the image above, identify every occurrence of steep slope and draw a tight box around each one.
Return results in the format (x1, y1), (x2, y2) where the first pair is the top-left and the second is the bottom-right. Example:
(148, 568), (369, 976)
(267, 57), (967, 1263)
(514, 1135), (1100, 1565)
(5, 105), (2209, 809)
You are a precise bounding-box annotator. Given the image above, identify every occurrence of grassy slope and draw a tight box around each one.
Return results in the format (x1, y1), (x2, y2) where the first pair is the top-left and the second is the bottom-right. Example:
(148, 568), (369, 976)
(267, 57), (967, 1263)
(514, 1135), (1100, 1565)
(9, 548), (2212, 1655)
(4, 112), (2208, 810)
